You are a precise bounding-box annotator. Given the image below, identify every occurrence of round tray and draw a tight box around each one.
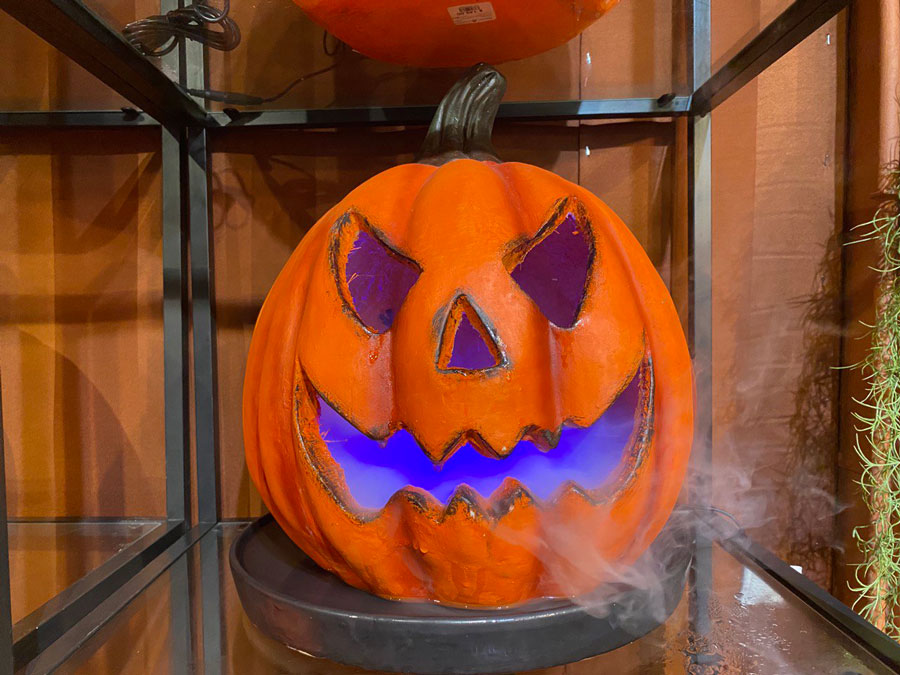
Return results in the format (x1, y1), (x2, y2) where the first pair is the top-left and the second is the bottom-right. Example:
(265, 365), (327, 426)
(230, 513), (692, 675)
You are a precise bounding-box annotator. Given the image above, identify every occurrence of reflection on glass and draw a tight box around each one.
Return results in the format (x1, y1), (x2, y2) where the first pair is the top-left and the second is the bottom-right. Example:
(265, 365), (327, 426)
(10, 521), (163, 623)
(200, 0), (683, 110)
(56, 525), (894, 674)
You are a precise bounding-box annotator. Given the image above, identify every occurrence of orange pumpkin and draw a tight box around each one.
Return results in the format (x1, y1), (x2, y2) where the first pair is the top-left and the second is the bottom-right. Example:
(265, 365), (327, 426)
(242, 65), (693, 608)
(291, 0), (621, 67)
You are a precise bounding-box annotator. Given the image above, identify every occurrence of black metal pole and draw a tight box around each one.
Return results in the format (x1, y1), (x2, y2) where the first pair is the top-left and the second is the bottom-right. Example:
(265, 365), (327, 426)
(199, 529), (223, 674)
(187, 126), (220, 525)
(162, 125), (191, 523)
(24, 524), (212, 672)
(687, 0), (714, 659)
(167, 539), (193, 675)
(160, 0), (191, 525)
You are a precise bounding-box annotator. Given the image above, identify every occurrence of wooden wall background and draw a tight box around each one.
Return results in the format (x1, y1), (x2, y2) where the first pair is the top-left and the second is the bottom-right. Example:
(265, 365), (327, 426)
(0, 0), (862, 602)
(0, 7), (167, 519)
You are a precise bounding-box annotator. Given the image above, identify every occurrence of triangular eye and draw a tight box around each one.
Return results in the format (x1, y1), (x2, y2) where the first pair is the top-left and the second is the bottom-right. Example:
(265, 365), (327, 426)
(333, 212), (421, 334)
(510, 202), (594, 328)
(437, 295), (504, 372)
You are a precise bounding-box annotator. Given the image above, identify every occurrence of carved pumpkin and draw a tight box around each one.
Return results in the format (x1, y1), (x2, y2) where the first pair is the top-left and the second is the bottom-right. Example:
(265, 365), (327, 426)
(243, 65), (693, 608)
(291, 0), (621, 67)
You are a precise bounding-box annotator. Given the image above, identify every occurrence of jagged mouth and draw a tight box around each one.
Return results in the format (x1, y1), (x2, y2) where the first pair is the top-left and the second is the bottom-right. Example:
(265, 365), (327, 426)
(305, 353), (654, 513)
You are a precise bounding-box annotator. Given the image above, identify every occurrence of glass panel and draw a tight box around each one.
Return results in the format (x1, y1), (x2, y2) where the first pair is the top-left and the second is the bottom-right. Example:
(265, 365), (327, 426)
(710, 17), (845, 593)
(205, 0), (685, 111)
(0, 127), (166, 519)
(9, 521), (163, 623)
(55, 526), (894, 673)
(0, 10), (132, 111)
(0, 126), (167, 626)
(711, 1), (825, 73)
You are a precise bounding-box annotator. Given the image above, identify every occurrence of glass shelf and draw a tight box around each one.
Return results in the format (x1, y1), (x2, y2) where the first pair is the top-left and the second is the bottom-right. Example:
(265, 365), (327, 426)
(203, 0), (687, 110)
(69, 0), (688, 114)
(52, 523), (895, 674)
(0, 2), (846, 118)
(10, 520), (164, 624)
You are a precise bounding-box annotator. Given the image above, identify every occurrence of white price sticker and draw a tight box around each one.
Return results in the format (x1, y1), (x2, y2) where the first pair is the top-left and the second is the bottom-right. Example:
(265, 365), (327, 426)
(448, 2), (496, 26)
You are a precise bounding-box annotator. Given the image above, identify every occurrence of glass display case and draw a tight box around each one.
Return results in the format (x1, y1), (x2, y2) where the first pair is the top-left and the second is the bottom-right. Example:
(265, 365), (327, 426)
(1, 0), (899, 672)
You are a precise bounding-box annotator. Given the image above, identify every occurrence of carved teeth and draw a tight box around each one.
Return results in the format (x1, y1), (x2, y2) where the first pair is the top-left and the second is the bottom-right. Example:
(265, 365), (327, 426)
(489, 478), (538, 519)
(438, 481), (540, 522)
(442, 485), (489, 521)
(307, 349), (654, 516)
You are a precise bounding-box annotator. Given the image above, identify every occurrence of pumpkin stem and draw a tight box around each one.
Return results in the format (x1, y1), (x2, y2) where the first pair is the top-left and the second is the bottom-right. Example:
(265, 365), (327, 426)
(417, 63), (507, 166)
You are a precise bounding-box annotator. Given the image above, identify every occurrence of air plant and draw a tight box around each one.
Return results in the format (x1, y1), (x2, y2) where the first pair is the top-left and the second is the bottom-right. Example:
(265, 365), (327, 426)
(850, 161), (900, 638)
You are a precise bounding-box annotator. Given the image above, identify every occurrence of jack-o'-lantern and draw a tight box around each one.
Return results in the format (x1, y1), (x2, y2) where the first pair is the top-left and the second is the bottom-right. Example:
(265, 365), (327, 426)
(243, 64), (693, 608)
(291, 0), (621, 67)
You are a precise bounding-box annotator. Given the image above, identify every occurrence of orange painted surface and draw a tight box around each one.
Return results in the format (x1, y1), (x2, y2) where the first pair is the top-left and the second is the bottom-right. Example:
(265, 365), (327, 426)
(292, 0), (621, 67)
(243, 158), (693, 607)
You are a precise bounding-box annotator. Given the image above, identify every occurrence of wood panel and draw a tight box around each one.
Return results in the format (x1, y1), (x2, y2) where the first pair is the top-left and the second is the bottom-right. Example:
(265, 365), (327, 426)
(0, 128), (165, 518)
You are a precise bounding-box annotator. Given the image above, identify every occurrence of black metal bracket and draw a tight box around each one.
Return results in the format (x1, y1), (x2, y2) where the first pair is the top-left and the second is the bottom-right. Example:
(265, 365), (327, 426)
(208, 96), (692, 129)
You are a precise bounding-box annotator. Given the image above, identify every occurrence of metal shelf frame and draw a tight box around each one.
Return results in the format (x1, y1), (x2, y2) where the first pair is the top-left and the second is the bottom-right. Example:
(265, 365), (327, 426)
(2, 0), (896, 673)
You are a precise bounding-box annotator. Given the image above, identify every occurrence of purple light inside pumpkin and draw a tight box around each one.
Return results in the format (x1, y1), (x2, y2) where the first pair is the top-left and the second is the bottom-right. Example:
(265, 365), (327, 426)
(447, 310), (501, 370)
(511, 213), (591, 328)
(346, 228), (420, 333)
(319, 369), (641, 509)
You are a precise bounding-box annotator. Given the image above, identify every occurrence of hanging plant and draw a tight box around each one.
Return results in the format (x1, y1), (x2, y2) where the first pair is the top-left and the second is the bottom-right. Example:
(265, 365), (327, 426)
(851, 161), (900, 637)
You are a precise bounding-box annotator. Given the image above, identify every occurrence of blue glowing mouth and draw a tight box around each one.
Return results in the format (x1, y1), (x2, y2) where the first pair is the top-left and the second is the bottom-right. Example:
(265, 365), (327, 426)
(316, 365), (647, 510)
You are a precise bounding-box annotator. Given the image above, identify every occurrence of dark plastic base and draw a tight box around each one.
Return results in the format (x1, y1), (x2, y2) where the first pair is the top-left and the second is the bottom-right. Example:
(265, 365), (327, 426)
(230, 513), (692, 675)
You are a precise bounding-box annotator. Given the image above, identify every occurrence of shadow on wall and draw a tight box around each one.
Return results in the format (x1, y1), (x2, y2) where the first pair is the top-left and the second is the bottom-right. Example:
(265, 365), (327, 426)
(0, 127), (164, 519)
(780, 228), (844, 588)
(5, 329), (151, 519)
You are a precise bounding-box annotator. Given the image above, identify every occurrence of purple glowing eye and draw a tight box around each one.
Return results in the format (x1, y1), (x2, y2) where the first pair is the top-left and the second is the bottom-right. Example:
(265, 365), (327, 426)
(343, 225), (420, 333)
(511, 212), (593, 328)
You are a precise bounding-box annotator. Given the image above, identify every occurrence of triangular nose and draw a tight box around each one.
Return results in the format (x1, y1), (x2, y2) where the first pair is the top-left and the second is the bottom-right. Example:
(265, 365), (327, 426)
(438, 296), (503, 372)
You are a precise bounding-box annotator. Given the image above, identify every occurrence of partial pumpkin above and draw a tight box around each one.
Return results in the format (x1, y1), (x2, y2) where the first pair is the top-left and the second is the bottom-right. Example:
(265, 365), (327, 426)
(291, 0), (621, 67)
(242, 64), (693, 608)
